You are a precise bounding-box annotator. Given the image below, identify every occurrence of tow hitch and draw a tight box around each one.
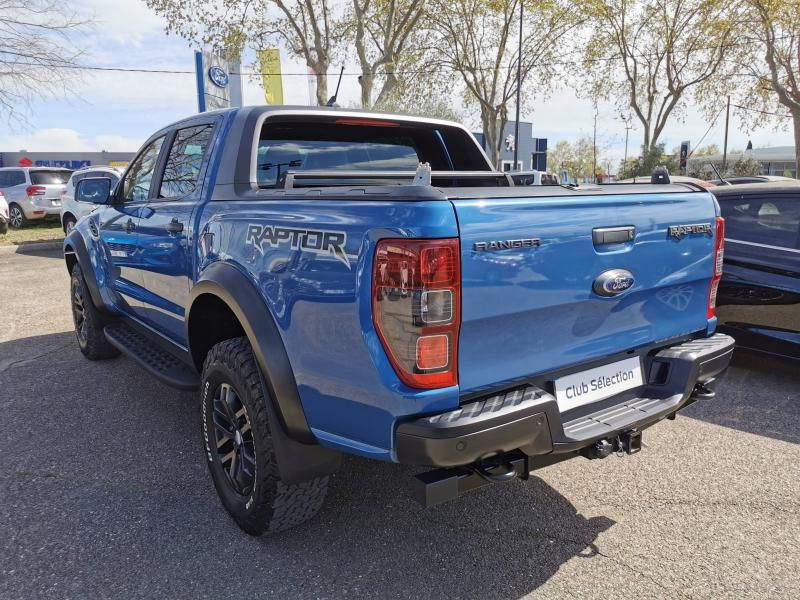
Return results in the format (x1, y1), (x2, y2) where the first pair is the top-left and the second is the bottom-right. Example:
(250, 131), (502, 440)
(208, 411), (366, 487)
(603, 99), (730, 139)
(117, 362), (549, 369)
(412, 452), (530, 508)
(582, 430), (642, 459)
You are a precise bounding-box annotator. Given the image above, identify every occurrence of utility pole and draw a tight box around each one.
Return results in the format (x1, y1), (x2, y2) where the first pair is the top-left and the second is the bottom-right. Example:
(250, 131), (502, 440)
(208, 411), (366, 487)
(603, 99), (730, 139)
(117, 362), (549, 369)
(722, 95), (731, 173)
(512, 0), (523, 171)
(619, 113), (633, 173)
(592, 104), (598, 183)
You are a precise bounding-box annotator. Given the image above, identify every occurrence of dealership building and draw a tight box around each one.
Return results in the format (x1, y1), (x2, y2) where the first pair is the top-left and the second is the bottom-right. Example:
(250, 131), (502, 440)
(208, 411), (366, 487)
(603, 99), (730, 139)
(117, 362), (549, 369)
(687, 146), (798, 178)
(0, 151), (135, 170)
(472, 121), (548, 171)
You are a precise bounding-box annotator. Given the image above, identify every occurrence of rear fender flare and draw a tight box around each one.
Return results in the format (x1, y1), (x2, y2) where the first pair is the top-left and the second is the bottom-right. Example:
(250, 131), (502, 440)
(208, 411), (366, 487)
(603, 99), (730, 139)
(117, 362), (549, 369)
(186, 261), (314, 444)
(186, 262), (341, 483)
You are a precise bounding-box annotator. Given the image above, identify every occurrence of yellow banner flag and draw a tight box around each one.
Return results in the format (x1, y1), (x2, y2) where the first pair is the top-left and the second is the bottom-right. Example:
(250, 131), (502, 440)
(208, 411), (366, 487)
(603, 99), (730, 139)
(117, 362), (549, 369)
(258, 49), (284, 105)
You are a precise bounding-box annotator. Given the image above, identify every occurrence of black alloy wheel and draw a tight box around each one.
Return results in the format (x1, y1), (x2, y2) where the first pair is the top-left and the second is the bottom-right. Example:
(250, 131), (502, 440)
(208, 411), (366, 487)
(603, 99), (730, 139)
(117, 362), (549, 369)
(71, 273), (88, 346)
(212, 382), (256, 496)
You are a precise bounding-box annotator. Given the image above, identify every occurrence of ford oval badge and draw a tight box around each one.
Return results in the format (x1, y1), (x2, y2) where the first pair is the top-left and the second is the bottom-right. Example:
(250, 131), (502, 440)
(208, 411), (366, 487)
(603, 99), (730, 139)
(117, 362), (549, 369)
(208, 66), (229, 88)
(593, 269), (635, 297)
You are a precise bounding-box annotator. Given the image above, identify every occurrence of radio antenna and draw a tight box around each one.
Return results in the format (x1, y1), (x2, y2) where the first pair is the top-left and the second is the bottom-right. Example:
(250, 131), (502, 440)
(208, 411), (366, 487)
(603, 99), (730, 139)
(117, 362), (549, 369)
(326, 66), (345, 107)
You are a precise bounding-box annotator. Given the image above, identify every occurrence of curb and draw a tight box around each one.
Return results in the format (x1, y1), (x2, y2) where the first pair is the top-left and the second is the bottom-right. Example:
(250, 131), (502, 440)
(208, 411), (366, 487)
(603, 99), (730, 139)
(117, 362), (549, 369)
(0, 240), (63, 255)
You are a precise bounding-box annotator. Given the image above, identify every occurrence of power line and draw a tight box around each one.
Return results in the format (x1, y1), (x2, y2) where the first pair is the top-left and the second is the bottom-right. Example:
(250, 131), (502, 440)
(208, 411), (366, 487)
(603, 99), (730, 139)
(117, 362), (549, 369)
(2, 33), (795, 78)
(732, 103), (793, 119)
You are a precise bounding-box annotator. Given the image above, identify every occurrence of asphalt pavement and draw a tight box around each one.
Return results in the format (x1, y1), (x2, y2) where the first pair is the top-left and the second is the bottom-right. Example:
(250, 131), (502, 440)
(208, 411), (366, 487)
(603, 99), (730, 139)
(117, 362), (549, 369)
(1, 247), (798, 599)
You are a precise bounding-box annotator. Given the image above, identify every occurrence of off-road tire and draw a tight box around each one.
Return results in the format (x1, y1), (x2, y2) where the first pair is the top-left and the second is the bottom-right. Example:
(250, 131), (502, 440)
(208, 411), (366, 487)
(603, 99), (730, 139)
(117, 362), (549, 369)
(201, 337), (329, 536)
(8, 203), (27, 228)
(70, 263), (120, 360)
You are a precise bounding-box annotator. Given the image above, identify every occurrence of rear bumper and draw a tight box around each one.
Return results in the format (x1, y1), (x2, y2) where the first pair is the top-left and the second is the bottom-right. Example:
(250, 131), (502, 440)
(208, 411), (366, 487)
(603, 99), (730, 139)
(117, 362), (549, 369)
(395, 333), (735, 467)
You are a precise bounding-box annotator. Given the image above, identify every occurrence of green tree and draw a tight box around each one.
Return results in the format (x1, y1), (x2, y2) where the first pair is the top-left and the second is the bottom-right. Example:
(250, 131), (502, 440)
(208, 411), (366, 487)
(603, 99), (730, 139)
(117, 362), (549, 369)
(619, 143), (679, 179)
(581, 0), (739, 152)
(146, 0), (346, 105)
(350, 0), (425, 108)
(548, 137), (606, 182)
(728, 0), (800, 178)
(429, 0), (582, 167)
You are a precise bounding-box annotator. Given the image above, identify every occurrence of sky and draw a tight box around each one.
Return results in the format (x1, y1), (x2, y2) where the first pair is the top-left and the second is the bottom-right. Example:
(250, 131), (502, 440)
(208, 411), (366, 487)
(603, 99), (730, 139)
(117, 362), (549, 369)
(1, 0), (795, 169)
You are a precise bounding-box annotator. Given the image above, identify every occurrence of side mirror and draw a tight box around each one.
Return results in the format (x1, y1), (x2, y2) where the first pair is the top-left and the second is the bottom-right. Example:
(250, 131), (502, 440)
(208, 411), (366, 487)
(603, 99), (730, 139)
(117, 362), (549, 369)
(76, 177), (112, 205)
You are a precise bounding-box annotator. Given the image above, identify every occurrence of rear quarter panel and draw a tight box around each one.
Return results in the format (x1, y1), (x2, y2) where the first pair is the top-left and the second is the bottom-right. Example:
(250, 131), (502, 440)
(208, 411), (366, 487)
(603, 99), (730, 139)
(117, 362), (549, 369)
(197, 197), (461, 459)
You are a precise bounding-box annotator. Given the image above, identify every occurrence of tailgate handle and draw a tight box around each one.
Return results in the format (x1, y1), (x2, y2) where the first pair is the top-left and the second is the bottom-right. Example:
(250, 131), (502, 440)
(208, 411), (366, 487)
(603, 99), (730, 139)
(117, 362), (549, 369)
(592, 226), (635, 245)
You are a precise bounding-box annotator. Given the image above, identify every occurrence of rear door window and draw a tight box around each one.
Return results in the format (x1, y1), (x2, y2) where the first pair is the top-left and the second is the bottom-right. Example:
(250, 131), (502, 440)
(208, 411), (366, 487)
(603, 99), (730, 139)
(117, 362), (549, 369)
(159, 124), (215, 199)
(2, 170), (26, 186)
(722, 195), (800, 250)
(30, 170), (71, 185)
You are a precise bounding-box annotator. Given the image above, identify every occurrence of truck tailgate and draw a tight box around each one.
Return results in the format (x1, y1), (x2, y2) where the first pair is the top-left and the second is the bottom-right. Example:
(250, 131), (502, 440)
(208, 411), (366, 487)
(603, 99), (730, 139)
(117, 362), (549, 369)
(451, 191), (718, 393)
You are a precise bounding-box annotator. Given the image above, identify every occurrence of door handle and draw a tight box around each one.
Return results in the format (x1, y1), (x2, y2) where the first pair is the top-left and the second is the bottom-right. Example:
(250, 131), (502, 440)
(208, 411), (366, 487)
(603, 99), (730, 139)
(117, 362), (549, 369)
(166, 219), (184, 234)
(123, 218), (136, 233)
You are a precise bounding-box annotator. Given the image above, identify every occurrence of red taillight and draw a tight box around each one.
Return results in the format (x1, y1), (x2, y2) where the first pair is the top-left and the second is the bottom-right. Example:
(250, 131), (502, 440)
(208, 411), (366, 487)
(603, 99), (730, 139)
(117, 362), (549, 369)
(26, 185), (46, 197)
(707, 216), (725, 319)
(372, 238), (460, 389)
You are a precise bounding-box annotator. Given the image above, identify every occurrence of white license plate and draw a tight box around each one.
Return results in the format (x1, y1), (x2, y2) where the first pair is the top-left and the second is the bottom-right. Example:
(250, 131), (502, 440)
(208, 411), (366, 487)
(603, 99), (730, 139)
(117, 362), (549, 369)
(553, 356), (644, 412)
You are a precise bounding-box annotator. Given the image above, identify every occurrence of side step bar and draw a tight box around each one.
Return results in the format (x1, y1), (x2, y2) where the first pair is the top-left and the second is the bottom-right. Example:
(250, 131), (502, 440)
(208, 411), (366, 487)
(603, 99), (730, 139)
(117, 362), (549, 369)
(104, 322), (200, 390)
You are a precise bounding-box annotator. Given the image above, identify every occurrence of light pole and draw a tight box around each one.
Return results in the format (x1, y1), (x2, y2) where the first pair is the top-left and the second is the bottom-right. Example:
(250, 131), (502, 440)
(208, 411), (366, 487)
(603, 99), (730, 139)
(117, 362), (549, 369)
(592, 104), (598, 183)
(620, 113), (633, 167)
(512, 0), (523, 171)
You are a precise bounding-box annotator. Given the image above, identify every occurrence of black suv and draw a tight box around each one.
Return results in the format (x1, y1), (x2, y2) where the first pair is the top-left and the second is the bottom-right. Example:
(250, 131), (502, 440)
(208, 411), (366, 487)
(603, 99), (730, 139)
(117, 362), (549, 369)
(714, 183), (800, 360)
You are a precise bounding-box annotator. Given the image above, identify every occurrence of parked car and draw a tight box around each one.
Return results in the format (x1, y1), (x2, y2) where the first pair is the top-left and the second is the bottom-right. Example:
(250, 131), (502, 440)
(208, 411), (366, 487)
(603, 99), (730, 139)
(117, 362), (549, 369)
(709, 175), (798, 186)
(0, 191), (8, 235)
(509, 170), (560, 186)
(60, 166), (122, 232)
(0, 167), (72, 228)
(64, 107), (733, 536)
(618, 175), (717, 190)
(714, 183), (800, 360)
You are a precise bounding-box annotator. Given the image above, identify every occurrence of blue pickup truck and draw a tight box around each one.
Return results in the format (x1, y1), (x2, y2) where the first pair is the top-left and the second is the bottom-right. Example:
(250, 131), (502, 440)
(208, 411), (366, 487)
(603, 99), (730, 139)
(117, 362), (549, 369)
(64, 106), (734, 535)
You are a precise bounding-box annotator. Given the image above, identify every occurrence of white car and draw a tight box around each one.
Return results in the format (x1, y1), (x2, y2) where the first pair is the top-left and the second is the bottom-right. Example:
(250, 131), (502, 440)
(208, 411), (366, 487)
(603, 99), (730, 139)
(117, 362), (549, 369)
(60, 166), (122, 232)
(0, 190), (9, 234)
(509, 170), (561, 186)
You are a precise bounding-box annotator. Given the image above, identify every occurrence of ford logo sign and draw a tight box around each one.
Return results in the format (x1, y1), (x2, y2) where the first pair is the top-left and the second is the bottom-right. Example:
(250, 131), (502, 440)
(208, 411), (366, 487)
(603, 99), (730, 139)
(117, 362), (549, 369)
(593, 269), (635, 297)
(208, 66), (229, 88)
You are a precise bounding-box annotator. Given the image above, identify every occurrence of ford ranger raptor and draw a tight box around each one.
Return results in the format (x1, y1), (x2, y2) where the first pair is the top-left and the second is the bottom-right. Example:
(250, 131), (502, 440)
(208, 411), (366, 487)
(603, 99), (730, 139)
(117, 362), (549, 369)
(64, 107), (734, 535)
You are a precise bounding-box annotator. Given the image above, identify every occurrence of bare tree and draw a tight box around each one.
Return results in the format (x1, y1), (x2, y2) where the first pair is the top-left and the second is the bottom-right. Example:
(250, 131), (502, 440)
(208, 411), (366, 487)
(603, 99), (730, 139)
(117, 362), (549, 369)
(350, 0), (425, 108)
(583, 0), (739, 152)
(0, 0), (87, 121)
(146, 0), (344, 105)
(429, 0), (581, 167)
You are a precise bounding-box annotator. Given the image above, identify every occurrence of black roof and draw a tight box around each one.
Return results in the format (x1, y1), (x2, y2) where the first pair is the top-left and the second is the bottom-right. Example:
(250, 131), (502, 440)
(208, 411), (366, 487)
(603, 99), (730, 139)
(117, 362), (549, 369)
(712, 181), (800, 197)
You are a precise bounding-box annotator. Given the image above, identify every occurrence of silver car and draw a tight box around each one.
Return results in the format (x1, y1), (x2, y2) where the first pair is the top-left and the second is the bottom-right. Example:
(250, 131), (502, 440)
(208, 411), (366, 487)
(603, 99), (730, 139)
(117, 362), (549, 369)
(60, 166), (122, 232)
(0, 167), (72, 228)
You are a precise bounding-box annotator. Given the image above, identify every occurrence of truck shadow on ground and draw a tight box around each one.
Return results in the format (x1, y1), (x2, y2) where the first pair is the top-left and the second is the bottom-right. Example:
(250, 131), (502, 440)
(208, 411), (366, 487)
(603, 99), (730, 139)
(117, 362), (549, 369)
(682, 350), (799, 445)
(1, 331), (614, 599)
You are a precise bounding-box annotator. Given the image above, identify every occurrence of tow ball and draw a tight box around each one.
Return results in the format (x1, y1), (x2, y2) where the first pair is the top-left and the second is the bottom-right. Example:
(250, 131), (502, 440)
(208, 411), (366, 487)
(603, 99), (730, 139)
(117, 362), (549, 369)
(585, 429), (642, 459)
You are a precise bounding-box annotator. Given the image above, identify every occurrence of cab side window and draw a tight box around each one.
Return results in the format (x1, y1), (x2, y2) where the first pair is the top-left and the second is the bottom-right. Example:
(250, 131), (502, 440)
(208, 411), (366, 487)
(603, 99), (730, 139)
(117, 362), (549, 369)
(722, 195), (800, 250)
(159, 124), (215, 199)
(123, 137), (165, 202)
